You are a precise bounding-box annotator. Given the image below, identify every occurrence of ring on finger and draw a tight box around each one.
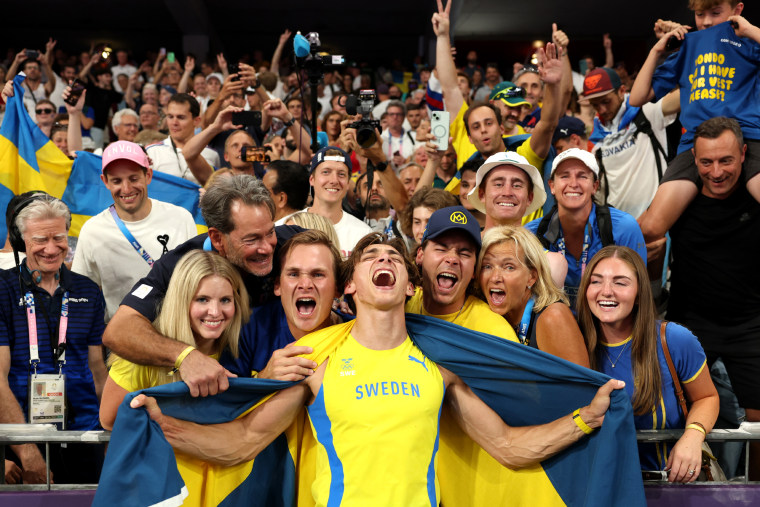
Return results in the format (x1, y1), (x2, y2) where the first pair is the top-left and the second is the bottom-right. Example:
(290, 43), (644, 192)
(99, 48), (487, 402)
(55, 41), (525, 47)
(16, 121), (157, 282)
(688, 469), (696, 475)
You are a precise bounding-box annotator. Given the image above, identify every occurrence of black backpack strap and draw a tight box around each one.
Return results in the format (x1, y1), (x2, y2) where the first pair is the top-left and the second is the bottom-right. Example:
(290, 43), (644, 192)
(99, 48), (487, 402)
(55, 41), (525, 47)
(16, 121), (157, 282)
(535, 204), (558, 249)
(632, 109), (668, 180)
(595, 203), (615, 247)
(594, 149), (610, 204)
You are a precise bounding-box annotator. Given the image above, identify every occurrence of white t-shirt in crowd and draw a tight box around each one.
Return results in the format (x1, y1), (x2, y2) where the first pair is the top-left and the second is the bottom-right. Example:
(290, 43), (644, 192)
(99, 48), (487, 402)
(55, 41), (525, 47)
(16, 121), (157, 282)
(71, 198), (197, 321)
(146, 137), (220, 185)
(111, 64), (138, 93)
(304, 208), (371, 259)
(591, 98), (675, 218)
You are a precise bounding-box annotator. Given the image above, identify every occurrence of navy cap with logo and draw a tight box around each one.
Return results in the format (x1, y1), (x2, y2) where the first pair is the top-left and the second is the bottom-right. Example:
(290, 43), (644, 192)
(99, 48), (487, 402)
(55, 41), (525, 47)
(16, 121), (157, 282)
(421, 206), (482, 253)
(552, 116), (587, 145)
(309, 146), (352, 173)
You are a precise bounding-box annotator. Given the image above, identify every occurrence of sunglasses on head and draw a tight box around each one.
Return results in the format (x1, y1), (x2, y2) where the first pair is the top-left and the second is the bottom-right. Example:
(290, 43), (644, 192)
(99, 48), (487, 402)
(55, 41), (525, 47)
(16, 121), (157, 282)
(36, 108), (55, 115)
(495, 87), (527, 100)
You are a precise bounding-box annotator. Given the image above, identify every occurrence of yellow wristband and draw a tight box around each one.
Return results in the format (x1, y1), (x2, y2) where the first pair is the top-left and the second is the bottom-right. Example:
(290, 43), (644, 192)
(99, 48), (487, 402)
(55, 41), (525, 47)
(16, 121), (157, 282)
(686, 423), (707, 436)
(572, 408), (595, 435)
(174, 346), (195, 370)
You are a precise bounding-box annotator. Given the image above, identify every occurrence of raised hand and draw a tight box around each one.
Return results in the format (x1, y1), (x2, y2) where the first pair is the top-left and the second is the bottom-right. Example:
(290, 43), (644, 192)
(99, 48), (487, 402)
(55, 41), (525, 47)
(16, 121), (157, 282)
(537, 42), (562, 85)
(431, 0), (451, 38)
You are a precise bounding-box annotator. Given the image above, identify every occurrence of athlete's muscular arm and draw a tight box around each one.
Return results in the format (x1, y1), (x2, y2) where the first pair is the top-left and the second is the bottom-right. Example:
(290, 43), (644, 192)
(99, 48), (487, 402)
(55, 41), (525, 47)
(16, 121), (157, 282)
(131, 379), (311, 466)
(441, 367), (623, 468)
(104, 305), (234, 397)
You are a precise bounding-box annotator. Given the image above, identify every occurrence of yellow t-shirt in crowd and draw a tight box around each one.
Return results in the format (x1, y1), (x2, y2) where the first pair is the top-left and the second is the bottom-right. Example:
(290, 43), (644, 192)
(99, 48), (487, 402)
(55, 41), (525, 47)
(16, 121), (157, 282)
(405, 287), (518, 342)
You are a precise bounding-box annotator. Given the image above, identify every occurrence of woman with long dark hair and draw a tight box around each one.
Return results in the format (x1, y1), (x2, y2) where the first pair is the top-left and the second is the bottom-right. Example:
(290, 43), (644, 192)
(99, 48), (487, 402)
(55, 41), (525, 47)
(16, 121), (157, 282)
(577, 246), (719, 482)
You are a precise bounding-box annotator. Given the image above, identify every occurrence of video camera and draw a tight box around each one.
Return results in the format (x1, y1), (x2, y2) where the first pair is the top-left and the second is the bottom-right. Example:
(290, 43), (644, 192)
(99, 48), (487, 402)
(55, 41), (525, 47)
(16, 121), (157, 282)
(346, 90), (381, 148)
(294, 31), (345, 152)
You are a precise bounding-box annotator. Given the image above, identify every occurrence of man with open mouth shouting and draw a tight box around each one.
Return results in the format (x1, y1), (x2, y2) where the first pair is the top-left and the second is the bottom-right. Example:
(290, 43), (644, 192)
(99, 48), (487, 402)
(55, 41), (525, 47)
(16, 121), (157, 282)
(231, 230), (345, 381)
(405, 206), (517, 341)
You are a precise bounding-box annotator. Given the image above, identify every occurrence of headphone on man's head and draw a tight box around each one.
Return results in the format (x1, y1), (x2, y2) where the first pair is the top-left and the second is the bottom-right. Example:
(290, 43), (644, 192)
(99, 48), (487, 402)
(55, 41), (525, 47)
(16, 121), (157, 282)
(6, 191), (55, 254)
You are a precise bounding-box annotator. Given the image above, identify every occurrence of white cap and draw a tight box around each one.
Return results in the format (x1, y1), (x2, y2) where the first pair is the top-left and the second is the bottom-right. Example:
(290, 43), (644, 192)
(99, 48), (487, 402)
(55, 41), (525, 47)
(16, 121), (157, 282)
(550, 148), (599, 178)
(206, 72), (224, 84)
(467, 151), (546, 217)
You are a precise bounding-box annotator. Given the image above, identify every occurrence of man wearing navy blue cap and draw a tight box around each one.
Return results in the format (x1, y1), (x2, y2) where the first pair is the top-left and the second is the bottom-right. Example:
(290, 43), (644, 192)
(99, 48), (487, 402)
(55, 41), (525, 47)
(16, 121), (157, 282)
(405, 206), (517, 341)
(305, 146), (372, 258)
(552, 116), (588, 155)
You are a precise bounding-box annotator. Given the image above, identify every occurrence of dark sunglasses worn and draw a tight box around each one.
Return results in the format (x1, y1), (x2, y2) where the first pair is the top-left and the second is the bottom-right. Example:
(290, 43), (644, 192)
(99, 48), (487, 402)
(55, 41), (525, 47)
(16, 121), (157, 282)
(36, 108), (55, 115)
(495, 87), (527, 100)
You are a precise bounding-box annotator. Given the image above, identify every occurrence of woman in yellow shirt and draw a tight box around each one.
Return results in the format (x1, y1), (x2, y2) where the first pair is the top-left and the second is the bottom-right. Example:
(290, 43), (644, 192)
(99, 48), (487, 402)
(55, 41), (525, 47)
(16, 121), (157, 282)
(99, 250), (250, 430)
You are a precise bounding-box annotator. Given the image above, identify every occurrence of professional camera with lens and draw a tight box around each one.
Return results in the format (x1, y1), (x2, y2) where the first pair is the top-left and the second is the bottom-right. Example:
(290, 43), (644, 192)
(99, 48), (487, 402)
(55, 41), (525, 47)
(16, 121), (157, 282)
(346, 89), (381, 148)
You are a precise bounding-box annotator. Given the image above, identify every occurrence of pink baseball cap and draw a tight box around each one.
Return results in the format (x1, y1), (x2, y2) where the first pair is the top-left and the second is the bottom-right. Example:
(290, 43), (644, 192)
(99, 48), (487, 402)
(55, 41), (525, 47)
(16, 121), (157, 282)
(102, 141), (150, 174)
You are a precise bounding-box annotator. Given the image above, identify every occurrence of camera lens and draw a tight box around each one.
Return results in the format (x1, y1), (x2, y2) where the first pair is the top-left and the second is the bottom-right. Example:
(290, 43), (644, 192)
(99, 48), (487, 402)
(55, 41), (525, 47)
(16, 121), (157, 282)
(356, 127), (377, 149)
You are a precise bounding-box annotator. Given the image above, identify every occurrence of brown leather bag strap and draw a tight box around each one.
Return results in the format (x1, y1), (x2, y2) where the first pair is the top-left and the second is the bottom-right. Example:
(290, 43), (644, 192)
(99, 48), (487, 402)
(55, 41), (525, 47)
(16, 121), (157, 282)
(659, 320), (689, 418)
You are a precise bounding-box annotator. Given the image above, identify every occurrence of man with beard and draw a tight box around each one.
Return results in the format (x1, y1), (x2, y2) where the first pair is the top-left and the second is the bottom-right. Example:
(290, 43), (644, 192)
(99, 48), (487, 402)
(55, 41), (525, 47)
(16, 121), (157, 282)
(489, 82), (531, 136)
(356, 170), (395, 235)
(103, 175), (291, 397)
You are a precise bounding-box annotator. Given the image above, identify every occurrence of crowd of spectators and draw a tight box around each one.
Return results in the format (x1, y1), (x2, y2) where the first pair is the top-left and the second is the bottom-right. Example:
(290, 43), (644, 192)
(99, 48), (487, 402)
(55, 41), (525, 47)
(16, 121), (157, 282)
(1, 0), (760, 497)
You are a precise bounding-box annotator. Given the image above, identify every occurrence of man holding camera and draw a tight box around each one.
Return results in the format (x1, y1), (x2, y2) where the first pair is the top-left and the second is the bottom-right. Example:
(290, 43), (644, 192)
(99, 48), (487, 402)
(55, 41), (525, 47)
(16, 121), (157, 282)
(7, 46), (58, 121)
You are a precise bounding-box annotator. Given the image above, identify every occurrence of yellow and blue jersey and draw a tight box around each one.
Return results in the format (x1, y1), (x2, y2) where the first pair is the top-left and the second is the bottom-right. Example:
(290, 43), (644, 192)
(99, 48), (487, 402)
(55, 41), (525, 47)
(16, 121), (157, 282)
(307, 334), (444, 507)
(405, 289), (518, 343)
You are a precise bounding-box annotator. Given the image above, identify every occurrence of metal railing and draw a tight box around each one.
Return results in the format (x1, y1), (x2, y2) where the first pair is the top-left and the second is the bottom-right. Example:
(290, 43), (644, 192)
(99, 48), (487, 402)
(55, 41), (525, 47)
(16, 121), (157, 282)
(636, 422), (760, 484)
(0, 424), (110, 490)
(2, 423), (760, 489)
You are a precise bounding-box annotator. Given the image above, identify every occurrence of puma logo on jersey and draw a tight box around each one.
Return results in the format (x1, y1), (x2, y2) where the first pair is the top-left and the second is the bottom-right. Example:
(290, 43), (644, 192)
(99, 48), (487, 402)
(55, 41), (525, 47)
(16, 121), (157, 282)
(408, 355), (428, 371)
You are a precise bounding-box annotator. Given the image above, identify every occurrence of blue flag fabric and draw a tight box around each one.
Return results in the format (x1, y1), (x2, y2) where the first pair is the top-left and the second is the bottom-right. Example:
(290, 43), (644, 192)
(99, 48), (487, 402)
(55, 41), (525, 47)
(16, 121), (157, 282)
(94, 315), (645, 507)
(61, 151), (206, 234)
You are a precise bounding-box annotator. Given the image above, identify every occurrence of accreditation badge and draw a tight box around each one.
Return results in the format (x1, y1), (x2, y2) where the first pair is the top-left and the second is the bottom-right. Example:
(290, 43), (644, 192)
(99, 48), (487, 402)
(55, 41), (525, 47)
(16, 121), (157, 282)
(28, 374), (66, 428)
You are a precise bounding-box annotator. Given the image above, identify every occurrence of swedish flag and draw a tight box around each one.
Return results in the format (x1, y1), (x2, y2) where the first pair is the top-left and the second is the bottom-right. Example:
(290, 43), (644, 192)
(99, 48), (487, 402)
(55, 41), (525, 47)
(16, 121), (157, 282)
(0, 74), (207, 240)
(0, 74), (72, 240)
(95, 316), (645, 507)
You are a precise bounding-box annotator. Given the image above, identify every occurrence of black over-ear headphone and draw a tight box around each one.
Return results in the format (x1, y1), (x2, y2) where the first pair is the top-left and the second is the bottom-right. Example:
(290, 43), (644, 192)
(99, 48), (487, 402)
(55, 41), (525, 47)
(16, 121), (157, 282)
(6, 191), (54, 254)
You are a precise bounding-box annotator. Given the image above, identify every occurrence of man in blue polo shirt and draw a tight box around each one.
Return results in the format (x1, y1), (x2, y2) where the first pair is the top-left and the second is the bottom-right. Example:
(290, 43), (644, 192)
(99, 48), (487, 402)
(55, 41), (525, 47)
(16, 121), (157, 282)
(0, 193), (107, 483)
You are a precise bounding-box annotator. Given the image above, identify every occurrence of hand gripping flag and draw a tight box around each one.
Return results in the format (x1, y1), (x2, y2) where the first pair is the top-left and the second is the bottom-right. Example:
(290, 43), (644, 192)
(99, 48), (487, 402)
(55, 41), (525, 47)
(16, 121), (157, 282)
(94, 316), (645, 507)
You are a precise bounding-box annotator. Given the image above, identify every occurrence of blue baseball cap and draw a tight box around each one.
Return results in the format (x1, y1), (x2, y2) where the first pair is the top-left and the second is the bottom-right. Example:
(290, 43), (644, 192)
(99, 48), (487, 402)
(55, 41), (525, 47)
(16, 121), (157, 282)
(310, 146), (352, 173)
(421, 206), (481, 253)
(552, 116), (587, 145)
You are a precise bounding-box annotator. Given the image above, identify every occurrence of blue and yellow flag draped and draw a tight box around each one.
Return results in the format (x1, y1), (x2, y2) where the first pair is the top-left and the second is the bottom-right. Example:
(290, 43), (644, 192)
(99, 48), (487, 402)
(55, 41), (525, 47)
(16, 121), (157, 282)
(94, 315), (645, 507)
(0, 74), (206, 241)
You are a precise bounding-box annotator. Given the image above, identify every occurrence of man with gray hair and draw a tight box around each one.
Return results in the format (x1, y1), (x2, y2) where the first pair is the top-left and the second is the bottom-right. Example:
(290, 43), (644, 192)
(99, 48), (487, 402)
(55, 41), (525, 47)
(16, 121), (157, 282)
(0, 193), (107, 483)
(111, 108), (139, 143)
(103, 175), (295, 397)
(381, 100), (413, 171)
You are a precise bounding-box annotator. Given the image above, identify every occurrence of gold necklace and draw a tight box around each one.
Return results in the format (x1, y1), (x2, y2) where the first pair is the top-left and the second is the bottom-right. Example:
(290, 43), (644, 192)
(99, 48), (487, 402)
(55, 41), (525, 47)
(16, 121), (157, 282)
(604, 341), (630, 368)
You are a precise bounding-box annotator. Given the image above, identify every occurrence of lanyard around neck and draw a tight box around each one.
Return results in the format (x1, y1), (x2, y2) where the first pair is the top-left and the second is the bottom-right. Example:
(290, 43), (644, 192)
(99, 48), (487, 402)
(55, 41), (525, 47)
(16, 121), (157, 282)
(26, 289), (69, 372)
(517, 297), (535, 345)
(109, 205), (154, 266)
(556, 222), (592, 275)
